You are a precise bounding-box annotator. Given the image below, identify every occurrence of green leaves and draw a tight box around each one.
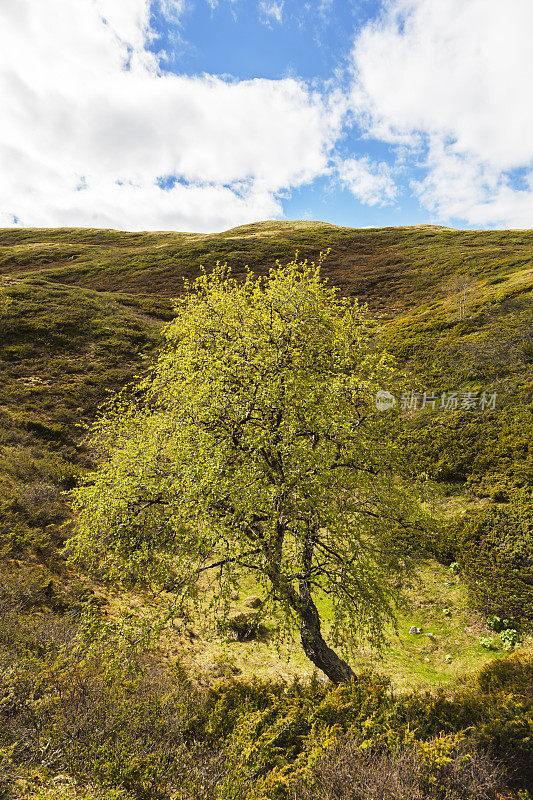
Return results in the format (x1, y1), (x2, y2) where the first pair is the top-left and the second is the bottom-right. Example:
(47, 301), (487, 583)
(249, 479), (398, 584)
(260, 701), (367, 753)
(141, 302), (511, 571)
(68, 256), (423, 672)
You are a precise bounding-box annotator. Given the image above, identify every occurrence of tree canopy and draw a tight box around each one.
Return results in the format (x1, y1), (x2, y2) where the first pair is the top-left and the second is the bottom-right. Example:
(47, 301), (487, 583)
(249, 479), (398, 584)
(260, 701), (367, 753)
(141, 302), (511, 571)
(69, 257), (423, 683)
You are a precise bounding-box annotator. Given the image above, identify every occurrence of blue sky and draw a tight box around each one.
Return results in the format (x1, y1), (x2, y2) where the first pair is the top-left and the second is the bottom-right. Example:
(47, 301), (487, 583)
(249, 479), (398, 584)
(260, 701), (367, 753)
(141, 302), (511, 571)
(1, 0), (532, 231)
(151, 1), (370, 81)
(147, 0), (428, 228)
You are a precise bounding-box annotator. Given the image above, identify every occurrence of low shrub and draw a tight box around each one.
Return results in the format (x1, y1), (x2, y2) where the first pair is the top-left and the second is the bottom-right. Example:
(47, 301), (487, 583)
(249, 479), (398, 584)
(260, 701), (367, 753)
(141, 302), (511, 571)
(476, 653), (533, 696)
(197, 662), (533, 799)
(479, 637), (499, 651)
(500, 628), (520, 651)
(1, 603), (533, 798)
(0, 609), (224, 800)
(293, 733), (506, 800)
(458, 488), (533, 629)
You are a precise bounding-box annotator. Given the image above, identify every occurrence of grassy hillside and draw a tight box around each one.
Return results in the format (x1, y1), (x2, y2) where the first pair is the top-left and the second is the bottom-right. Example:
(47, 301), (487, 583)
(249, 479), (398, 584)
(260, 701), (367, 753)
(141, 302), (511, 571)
(0, 222), (532, 799)
(0, 220), (531, 595)
(2, 222), (533, 311)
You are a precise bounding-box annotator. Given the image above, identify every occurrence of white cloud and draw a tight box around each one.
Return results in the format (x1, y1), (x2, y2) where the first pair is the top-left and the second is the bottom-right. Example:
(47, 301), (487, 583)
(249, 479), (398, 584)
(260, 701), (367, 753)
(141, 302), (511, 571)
(259, 1), (283, 25)
(336, 157), (397, 206)
(318, 0), (334, 15)
(412, 144), (533, 228)
(204, 0), (239, 9)
(159, 0), (189, 21)
(351, 0), (533, 226)
(0, 0), (341, 231)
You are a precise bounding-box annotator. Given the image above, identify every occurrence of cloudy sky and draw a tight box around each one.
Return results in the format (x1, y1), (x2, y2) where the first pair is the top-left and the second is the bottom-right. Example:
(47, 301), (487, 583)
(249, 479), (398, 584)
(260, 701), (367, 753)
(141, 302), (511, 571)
(1, 0), (533, 232)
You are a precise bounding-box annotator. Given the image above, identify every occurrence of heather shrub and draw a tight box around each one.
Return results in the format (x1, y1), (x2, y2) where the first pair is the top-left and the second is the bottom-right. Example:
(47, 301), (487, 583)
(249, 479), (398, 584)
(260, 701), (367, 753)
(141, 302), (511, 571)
(1, 599), (533, 799)
(0, 609), (224, 800)
(476, 653), (533, 696)
(293, 733), (506, 800)
(458, 488), (533, 629)
(200, 665), (533, 799)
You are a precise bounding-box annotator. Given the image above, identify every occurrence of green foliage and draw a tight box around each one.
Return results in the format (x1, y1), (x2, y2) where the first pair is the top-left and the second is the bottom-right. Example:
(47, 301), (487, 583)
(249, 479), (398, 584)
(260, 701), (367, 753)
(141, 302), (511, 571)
(458, 488), (533, 630)
(479, 637), (499, 651)
(0, 275), (167, 574)
(499, 628), (520, 651)
(487, 615), (513, 633)
(476, 652), (533, 695)
(3, 223), (531, 316)
(68, 258), (426, 680)
(0, 289), (11, 316)
(195, 657), (533, 799)
(1, 223), (531, 592)
(1, 591), (533, 799)
(398, 404), (533, 492)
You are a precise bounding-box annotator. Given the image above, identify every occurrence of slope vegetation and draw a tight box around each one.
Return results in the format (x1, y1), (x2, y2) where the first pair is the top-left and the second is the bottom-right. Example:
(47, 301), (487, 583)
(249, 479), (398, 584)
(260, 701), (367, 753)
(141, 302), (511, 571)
(1, 221), (532, 799)
(0, 221), (531, 649)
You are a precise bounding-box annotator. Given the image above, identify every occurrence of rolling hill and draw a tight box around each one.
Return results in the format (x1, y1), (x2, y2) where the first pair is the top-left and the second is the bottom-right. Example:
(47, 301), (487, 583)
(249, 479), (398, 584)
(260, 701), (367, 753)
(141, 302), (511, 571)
(0, 221), (532, 799)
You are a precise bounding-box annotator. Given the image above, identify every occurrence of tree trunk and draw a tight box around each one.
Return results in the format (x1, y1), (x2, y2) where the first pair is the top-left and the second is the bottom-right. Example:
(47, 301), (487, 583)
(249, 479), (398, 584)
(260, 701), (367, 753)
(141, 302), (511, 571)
(299, 590), (357, 685)
(265, 521), (356, 684)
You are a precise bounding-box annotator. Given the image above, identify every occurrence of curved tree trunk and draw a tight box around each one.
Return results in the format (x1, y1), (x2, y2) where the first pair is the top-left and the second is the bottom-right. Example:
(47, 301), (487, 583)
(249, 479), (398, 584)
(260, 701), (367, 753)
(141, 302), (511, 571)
(299, 588), (357, 684)
(265, 520), (357, 684)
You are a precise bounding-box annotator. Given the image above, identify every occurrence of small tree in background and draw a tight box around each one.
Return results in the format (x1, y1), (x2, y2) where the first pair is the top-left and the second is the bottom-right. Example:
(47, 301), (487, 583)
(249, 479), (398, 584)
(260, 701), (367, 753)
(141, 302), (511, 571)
(69, 257), (423, 683)
(448, 273), (477, 320)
